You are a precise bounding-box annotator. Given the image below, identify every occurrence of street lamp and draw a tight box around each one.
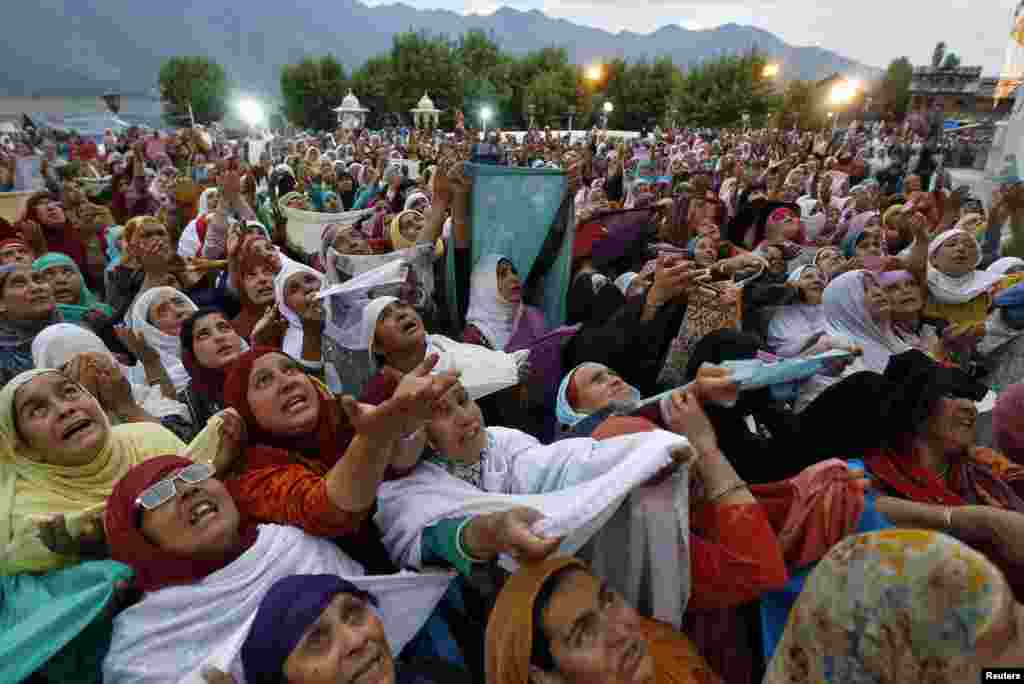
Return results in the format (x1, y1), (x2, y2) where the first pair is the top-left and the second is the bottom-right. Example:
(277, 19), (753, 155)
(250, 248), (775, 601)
(602, 101), (614, 129)
(480, 105), (493, 138)
(567, 105), (577, 136)
(527, 103), (536, 128)
(669, 105), (679, 129)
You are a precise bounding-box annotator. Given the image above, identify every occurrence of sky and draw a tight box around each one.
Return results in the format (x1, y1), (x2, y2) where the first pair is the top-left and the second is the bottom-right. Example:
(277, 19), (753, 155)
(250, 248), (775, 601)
(368, 0), (1019, 74)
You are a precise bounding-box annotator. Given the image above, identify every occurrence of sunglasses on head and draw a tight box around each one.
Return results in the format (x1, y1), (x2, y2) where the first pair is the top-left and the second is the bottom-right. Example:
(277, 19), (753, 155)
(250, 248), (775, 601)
(135, 462), (215, 511)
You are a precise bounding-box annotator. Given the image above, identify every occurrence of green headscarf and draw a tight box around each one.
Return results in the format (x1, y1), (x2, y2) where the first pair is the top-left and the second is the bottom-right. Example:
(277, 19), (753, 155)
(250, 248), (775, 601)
(32, 252), (113, 323)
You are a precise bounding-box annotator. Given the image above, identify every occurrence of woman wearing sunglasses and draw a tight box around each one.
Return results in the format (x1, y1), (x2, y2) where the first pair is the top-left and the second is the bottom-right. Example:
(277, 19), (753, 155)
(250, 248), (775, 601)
(102, 454), (454, 683)
(0, 368), (186, 684)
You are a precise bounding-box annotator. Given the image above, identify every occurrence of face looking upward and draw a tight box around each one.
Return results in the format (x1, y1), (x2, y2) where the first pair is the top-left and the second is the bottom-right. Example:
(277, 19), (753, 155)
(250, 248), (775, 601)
(496, 259), (522, 304)
(14, 373), (108, 466)
(246, 353), (321, 436)
(139, 468), (243, 560)
(425, 383), (488, 466)
(571, 364), (636, 414)
(39, 262), (82, 305)
(190, 312), (244, 370)
(283, 593), (396, 684)
(0, 267), (56, 320)
(148, 292), (193, 337)
(535, 569), (656, 684)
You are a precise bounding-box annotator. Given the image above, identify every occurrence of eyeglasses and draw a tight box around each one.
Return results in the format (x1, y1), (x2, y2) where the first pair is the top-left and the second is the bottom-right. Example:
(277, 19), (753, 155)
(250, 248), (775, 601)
(135, 462), (215, 511)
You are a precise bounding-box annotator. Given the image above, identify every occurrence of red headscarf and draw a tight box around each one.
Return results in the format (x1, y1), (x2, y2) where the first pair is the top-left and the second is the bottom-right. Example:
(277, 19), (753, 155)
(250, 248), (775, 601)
(230, 235), (279, 341)
(22, 192), (88, 273)
(105, 454), (259, 592)
(223, 348), (354, 471)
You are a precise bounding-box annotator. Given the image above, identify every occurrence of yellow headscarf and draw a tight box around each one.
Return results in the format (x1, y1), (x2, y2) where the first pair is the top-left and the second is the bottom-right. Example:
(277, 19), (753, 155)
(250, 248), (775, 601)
(0, 369), (185, 575)
(487, 557), (715, 684)
(390, 210), (423, 250)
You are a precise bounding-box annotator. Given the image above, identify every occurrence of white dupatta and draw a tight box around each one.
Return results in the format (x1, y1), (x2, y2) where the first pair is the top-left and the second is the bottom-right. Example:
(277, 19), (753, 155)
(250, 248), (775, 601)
(376, 428), (693, 627)
(103, 524), (453, 684)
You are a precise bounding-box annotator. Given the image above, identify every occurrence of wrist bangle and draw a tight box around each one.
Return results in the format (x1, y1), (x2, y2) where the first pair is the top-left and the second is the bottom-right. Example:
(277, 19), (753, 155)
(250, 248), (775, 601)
(708, 480), (748, 503)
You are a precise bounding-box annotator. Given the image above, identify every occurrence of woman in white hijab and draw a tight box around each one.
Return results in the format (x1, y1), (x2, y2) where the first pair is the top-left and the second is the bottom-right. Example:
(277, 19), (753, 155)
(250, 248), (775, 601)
(789, 269), (903, 412)
(765, 265), (829, 357)
(925, 227), (1005, 328)
(824, 269), (908, 373)
(127, 286), (198, 394)
(177, 187), (220, 259)
(31, 323), (189, 425)
(463, 254), (548, 352)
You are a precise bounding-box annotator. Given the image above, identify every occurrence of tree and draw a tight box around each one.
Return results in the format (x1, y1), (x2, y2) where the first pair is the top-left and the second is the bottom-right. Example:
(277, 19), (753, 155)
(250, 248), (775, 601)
(385, 32), (464, 127)
(931, 41), (947, 69)
(158, 56), (229, 125)
(522, 66), (578, 128)
(880, 57), (914, 118)
(673, 52), (777, 128)
(280, 56), (348, 130)
(942, 53), (962, 70)
(777, 79), (828, 130)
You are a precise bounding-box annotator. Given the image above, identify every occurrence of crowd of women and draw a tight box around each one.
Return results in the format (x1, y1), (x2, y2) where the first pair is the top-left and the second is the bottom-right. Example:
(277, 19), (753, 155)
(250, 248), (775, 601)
(3, 117), (1024, 684)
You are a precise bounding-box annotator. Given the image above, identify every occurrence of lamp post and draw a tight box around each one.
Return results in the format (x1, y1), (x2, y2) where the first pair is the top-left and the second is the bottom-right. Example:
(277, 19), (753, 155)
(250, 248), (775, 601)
(669, 105), (679, 130)
(527, 103), (536, 129)
(567, 105), (577, 137)
(602, 101), (614, 130)
(480, 106), (493, 139)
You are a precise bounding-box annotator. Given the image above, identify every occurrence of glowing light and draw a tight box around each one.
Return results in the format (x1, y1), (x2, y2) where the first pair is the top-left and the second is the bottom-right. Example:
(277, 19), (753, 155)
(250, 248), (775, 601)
(763, 63), (781, 78)
(828, 80), (860, 106)
(480, 106), (493, 122)
(586, 65), (604, 82)
(603, 101), (614, 113)
(237, 99), (264, 126)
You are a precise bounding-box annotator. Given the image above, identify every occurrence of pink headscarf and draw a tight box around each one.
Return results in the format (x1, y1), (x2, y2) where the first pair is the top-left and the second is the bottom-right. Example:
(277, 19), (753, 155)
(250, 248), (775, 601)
(994, 383), (1024, 465)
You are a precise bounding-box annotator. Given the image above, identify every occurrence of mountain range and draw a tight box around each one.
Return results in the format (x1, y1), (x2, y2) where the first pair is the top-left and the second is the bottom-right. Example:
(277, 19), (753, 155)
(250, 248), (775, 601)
(2, 0), (880, 99)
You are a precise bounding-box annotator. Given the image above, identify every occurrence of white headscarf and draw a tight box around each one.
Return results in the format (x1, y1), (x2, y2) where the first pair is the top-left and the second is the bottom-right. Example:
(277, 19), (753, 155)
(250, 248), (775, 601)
(31, 323), (189, 419)
(403, 191), (429, 212)
(823, 270), (908, 372)
(926, 229), (1002, 305)
(988, 256), (1024, 275)
(273, 260), (326, 360)
(128, 287), (198, 393)
(465, 255), (519, 351)
(197, 187), (219, 216)
(361, 296), (520, 399)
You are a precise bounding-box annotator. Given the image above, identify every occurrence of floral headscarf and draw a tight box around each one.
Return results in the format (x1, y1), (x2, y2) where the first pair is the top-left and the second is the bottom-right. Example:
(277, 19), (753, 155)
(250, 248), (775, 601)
(766, 529), (1010, 684)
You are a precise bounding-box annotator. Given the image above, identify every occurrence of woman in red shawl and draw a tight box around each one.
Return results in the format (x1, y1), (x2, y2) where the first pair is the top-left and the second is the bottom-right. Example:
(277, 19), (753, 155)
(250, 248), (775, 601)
(222, 347), (457, 572)
(18, 192), (92, 284)
(865, 350), (1024, 596)
(230, 234), (281, 341)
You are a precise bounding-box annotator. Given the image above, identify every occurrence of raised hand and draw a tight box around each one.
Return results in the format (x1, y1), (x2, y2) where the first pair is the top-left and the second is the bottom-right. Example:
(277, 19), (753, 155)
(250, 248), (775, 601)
(113, 325), (158, 364)
(35, 512), (107, 559)
(340, 353), (460, 439)
(251, 304), (288, 347)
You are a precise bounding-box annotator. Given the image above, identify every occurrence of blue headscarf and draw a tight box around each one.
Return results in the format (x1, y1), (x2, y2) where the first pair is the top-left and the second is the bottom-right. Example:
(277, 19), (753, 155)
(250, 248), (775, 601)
(555, 362), (641, 428)
(241, 575), (379, 684)
(105, 225), (124, 267)
(840, 211), (881, 258)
